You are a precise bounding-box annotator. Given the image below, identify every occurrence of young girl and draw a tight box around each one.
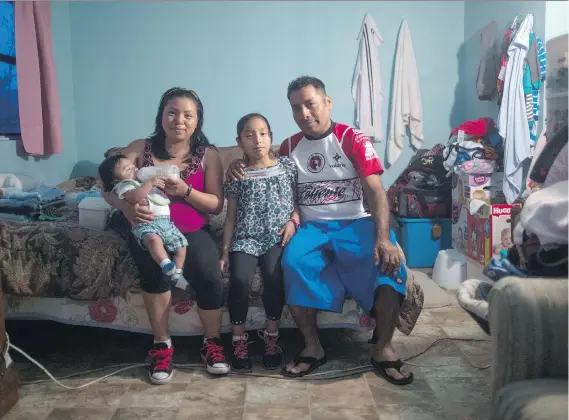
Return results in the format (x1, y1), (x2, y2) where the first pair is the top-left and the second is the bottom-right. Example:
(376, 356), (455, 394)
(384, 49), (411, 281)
(220, 113), (299, 370)
(98, 154), (192, 293)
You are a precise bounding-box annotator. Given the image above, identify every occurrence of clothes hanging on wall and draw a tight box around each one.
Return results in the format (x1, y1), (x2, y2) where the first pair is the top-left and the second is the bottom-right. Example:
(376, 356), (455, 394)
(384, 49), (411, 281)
(527, 35), (545, 84)
(523, 34), (547, 143)
(497, 15), (521, 106)
(498, 14), (534, 203)
(387, 20), (423, 166)
(476, 21), (499, 100)
(497, 16), (546, 141)
(352, 13), (384, 142)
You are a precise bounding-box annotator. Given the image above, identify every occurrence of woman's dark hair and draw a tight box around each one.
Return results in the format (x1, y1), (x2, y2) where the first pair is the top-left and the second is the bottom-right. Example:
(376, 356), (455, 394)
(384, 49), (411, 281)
(236, 113), (275, 163)
(98, 153), (126, 192)
(148, 87), (212, 161)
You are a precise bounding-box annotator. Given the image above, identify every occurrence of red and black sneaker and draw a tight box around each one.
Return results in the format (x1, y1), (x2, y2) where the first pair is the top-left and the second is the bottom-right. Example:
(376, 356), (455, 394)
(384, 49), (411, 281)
(148, 342), (174, 385)
(232, 334), (253, 371)
(201, 337), (230, 375)
(258, 330), (282, 370)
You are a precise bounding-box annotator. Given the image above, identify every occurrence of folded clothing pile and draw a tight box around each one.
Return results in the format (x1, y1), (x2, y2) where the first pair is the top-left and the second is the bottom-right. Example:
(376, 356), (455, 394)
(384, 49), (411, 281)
(0, 184), (66, 222)
(443, 117), (504, 175)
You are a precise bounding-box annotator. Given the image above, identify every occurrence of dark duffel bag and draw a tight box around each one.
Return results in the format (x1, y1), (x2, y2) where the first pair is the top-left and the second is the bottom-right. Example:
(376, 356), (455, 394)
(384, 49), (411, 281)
(390, 184), (451, 218)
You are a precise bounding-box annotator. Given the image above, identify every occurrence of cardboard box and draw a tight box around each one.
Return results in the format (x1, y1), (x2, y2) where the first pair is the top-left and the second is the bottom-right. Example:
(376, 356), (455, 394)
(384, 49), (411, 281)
(451, 202), (468, 252)
(451, 171), (507, 253)
(466, 203), (521, 266)
(452, 172), (505, 206)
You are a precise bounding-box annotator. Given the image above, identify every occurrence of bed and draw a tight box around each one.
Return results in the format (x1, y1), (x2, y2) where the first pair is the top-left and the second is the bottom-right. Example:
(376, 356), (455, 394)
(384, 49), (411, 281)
(1, 146), (424, 336)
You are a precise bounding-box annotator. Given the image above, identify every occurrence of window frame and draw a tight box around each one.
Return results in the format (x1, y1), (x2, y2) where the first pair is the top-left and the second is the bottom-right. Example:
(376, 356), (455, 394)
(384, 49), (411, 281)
(0, 0), (19, 138)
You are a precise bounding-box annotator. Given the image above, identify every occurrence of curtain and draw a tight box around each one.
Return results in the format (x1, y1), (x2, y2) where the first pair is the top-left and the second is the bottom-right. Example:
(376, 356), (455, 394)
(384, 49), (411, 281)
(15, 1), (62, 156)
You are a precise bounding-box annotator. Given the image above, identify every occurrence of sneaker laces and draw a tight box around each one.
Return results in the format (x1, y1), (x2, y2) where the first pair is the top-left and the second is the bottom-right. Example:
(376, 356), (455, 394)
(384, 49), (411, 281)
(258, 330), (281, 355)
(232, 334), (251, 359)
(202, 339), (225, 363)
(148, 347), (173, 371)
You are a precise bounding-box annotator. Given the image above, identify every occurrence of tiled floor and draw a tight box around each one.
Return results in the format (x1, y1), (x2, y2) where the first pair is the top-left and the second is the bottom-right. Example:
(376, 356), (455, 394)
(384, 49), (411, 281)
(4, 299), (492, 420)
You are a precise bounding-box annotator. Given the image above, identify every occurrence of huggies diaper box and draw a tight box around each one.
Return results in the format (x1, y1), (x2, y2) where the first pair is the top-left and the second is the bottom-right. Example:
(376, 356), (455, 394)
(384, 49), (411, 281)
(451, 172), (519, 264)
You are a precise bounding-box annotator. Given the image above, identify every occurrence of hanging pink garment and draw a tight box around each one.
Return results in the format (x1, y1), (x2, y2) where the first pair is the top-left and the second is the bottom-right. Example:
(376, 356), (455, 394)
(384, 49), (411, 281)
(15, 1), (62, 156)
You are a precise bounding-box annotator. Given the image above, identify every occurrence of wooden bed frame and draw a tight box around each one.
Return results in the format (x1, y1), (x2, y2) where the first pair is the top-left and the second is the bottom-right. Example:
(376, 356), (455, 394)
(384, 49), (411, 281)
(0, 284), (19, 418)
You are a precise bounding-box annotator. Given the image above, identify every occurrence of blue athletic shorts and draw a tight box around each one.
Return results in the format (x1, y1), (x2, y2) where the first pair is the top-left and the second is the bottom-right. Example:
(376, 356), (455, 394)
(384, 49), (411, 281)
(281, 217), (407, 313)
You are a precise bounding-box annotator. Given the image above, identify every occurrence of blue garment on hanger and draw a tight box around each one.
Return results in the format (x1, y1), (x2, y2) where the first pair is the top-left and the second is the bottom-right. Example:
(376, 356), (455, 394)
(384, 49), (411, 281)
(523, 34), (547, 143)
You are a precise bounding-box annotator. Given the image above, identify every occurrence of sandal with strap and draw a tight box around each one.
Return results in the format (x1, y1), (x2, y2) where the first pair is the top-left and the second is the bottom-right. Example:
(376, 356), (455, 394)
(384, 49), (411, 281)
(371, 358), (414, 386)
(281, 355), (327, 378)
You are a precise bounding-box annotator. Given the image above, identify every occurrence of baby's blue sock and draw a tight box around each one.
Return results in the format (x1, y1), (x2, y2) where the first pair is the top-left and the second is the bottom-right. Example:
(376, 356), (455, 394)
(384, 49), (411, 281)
(160, 259), (175, 275)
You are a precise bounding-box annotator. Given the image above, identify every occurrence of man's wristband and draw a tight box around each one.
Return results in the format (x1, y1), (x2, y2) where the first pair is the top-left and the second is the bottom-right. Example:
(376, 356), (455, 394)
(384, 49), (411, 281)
(290, 218), (300, 230)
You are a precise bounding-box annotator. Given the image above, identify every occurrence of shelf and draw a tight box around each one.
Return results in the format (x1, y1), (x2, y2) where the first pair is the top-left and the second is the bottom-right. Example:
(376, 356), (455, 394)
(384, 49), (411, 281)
(546, 91), (568, 99)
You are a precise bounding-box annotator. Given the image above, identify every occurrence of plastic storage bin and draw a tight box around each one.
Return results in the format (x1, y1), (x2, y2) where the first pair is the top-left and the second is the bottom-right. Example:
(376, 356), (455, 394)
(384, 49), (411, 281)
(432, 249), (467, 290)
(78, 197), (112, 230)
(391, 216), (452, 268)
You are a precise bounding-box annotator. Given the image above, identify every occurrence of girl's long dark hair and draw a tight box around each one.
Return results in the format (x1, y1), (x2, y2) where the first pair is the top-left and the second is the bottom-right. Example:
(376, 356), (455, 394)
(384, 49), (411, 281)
(148, 87), (213, 161)
(236, 113), (275, 163)
(236, 113), (272, 138)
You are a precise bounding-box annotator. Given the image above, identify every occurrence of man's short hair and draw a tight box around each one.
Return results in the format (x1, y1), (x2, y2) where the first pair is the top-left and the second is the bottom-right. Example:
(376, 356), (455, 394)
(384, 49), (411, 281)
(287, 76), (327, 99)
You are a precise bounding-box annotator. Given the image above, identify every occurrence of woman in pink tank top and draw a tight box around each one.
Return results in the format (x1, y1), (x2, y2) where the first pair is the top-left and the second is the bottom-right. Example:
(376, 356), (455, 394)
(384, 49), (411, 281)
(105, 88), (229, 384)
(140, 139), (206, 233)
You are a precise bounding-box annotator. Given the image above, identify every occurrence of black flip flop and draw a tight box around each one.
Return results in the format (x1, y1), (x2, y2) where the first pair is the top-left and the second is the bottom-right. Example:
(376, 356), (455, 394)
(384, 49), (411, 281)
(370, 358), (414, 386)
(368, 330), (378, 344)
(281, 355), (328, 378)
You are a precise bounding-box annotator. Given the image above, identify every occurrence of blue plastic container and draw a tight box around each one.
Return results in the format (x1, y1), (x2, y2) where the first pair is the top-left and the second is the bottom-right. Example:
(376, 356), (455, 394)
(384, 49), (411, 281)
(391, 217), (452, 268)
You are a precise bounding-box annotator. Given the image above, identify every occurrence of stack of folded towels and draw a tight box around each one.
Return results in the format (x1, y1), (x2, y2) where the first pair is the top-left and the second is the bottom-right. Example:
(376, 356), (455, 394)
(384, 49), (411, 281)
(0, 173), (66, 222)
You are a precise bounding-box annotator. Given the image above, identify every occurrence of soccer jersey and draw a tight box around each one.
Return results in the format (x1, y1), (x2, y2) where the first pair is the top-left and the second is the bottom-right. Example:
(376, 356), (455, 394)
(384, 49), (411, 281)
(279, 122), (384, 221)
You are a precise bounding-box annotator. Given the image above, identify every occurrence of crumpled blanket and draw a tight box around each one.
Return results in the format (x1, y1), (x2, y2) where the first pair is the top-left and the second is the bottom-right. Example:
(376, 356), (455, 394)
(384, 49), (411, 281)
(457, 279), (493, 320)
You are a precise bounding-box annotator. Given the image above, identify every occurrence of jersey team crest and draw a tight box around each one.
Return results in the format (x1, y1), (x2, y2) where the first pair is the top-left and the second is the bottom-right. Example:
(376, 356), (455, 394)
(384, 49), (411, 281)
(307, 153), (325, 173)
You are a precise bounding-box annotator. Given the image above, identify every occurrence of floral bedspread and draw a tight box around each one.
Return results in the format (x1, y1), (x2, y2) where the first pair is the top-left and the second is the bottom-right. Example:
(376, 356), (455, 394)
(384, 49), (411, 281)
(0, 219), (139, 300)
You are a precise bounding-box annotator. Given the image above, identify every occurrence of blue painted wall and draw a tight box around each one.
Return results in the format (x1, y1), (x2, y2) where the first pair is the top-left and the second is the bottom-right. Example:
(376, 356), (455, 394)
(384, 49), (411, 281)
(0, 2), (76, 186)
(5, 1), (547, 187)
(67, 1), (465, 187)
(462, 1), (546, 122)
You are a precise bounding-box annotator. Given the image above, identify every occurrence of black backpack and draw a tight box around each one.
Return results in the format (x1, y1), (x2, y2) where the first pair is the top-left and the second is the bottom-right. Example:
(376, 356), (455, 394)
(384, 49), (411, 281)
(387, 145), (452, 218)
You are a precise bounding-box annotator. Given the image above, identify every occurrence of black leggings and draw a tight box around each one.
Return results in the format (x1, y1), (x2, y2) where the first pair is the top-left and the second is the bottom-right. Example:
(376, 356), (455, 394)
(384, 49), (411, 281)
(229, 244), (285, 325)
(111, 212), (224, 310)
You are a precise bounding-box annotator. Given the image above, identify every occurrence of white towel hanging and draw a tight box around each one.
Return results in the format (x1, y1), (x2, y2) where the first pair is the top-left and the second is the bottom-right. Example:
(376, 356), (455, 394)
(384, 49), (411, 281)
(352, 13), (384, 142)
(386, 20), (424, 165)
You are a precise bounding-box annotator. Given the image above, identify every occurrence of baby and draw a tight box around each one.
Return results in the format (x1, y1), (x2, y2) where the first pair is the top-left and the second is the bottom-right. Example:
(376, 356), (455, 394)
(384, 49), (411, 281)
(493, 227), (512, 258)
(98, 154), (191, 293)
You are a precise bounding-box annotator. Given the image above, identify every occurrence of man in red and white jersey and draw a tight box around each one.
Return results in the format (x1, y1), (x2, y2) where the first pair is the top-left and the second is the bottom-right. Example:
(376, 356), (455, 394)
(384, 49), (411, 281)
(227, 76), (413, 385)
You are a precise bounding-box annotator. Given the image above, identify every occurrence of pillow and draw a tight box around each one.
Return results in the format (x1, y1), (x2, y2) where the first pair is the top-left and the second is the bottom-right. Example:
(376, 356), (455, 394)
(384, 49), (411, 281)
(57, 176), (101, 193)
(209, 200), (227, 234)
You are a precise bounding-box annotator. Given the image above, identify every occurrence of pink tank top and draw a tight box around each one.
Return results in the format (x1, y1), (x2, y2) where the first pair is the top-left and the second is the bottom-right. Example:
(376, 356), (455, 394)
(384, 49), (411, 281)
(141, 140), (206, 233)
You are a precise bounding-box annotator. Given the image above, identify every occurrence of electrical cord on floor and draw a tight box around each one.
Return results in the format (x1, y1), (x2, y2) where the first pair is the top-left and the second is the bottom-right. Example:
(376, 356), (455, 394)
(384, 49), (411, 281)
(6, 333), (491, 390)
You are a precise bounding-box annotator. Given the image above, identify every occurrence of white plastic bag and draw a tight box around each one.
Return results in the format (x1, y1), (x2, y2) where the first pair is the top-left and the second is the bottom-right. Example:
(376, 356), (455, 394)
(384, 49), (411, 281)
(0, 173), (39, 192)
